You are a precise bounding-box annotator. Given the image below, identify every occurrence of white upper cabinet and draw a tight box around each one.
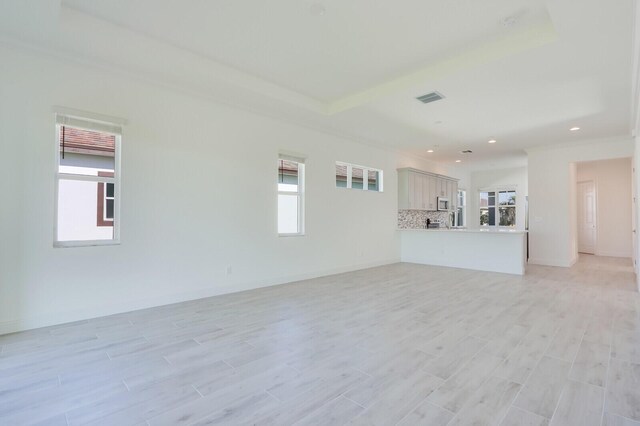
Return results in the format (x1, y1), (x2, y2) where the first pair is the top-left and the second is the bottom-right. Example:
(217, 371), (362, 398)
(407, 171), (421, 209)
(448, 180), (458, 209)
(397, 168), (458, 211)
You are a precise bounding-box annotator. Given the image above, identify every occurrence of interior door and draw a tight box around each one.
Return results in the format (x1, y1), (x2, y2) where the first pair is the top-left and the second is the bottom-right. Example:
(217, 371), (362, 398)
(578, 181), (596, 254)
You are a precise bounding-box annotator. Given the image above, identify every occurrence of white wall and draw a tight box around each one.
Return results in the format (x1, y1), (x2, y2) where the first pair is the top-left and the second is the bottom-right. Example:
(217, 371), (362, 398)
(0, 45), (466, 334)
(527, 138), (634, 267)
(466, 167), (528, 230)
(576, 158), (633, 258)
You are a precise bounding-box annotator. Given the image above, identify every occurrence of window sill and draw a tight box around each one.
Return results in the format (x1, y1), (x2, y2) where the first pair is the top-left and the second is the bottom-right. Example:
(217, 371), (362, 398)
(54, 239), (121, 248)
(278, 233), (305, 238)
(335, 186), (383, 193)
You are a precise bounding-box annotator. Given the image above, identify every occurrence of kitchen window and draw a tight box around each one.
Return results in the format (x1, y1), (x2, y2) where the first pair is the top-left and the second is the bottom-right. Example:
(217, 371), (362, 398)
(480, 189), (516, 227)
(54, 109), (124, 247)
(335, 162), (383, 192)
(456, 189), (466, 227)
(278, 156), (305, 235)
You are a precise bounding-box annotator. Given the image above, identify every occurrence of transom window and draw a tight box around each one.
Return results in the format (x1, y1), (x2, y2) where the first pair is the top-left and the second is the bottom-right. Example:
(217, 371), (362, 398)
(335, 162), (383, 192)
(480, 189), (516, 227)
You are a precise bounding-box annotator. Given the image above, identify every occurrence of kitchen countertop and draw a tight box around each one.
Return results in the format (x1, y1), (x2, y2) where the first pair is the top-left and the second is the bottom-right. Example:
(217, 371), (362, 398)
(398, 228), (527, 234)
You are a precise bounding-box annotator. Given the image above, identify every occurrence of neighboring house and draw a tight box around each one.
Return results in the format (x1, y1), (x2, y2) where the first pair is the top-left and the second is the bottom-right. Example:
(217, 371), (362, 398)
(57, 126), (115, 241)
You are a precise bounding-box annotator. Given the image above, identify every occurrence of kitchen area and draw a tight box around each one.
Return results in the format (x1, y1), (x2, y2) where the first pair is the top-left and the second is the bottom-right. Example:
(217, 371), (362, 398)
(397, 167), (528, 275)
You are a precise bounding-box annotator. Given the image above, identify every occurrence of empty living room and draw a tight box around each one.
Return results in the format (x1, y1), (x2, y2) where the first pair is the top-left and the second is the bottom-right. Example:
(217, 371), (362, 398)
(2, 1), (640, 425)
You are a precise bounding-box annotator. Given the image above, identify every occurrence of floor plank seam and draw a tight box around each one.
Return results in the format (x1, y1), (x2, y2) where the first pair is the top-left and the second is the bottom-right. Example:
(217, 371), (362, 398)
(341, 394), (366, 410)
(599, 337), (614, 426)
(510, 325), (563, 421)
(192, 384), (204, 398)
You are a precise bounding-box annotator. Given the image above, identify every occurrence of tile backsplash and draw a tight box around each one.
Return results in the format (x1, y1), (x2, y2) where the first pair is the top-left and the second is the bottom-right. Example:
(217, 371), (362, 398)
(398, 210), (450, 229)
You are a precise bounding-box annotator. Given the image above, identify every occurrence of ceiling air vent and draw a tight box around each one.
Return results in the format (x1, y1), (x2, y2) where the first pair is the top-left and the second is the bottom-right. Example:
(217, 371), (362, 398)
(416, 91), (445, 104)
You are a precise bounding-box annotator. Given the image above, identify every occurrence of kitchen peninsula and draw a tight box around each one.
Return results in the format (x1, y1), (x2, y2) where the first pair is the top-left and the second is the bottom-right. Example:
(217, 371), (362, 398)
(399, 228), (527, 275)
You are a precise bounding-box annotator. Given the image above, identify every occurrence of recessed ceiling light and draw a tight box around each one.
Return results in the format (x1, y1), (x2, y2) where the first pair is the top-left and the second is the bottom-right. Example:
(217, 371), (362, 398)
(455, 160), (462, 163)
(500, 15), (518, 27)
(570, 127), (580, 131)
(488, 139), (497, 144)
(309, 3), (326, 16)
(427, 149), (434, 153)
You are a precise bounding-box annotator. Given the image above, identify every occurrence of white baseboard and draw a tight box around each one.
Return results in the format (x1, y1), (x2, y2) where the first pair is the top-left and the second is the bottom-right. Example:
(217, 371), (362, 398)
(0, 258), (400, 336)
(528, 257), (574, 267)
(594, 250), (632, 258)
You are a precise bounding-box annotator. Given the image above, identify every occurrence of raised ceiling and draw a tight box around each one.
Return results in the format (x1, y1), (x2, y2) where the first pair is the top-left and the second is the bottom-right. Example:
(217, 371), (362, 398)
(0, 0), (634, 166)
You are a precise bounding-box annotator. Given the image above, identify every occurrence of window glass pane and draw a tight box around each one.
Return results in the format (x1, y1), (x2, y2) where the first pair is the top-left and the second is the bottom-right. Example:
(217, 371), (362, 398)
(336, 164), (347, 188)
(488, 192), (496, 207)
(368, 170), (379, 191)
(277, 194), (299, 234)
(278, 160), (298, 192)
(57, 179), (114, 241)
(352, 167), (364, 189)
(499, 191), (516, 206)
(456, 207), (464, 226)
(481, 207), (496, 226)
(105, 199), (114, 219)
(499, 190), (516, 206)
(59, 126), (115, 175)
(480, 208), (488, 226)
(479, 192), (488, 208)
(499, 206), (516, 226)
(106, 183), (114, 198)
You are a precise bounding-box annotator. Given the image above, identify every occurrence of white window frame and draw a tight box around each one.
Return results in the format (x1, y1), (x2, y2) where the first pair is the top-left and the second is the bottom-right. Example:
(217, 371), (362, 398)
(53, 108), (125, 248)
(456, 189), (466, 227)
(335, 161), (383, 192)
(478, 187), (517, 228)
(103, 182), (115, 222)
(278, 155), (305, 237)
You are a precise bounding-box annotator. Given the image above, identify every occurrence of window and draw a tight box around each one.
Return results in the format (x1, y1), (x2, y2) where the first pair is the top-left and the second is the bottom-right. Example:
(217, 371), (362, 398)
(278, 156), (305, 235)
(456, 189), (466, 227)
(335, 162), (383, 192)
(54, 111), (123, 246)
(480, 189), (516, 227)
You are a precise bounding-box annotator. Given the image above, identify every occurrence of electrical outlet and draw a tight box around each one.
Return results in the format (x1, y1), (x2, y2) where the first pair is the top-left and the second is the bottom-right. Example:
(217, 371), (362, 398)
(226, 266), (232, 275)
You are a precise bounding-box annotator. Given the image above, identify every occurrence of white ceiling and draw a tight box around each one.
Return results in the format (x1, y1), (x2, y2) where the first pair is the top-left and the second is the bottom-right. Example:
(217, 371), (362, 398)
(62, 0), (552, 103)
(0, 0), (635, 167)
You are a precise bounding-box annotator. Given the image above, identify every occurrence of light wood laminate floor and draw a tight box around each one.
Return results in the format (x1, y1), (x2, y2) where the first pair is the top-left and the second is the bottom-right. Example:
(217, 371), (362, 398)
(1, 255), (639, 426)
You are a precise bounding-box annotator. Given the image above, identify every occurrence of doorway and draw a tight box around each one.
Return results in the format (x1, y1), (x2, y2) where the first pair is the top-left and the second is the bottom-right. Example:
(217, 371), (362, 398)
(574, 158), (633, 259)
(577, 180), (596, 254)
